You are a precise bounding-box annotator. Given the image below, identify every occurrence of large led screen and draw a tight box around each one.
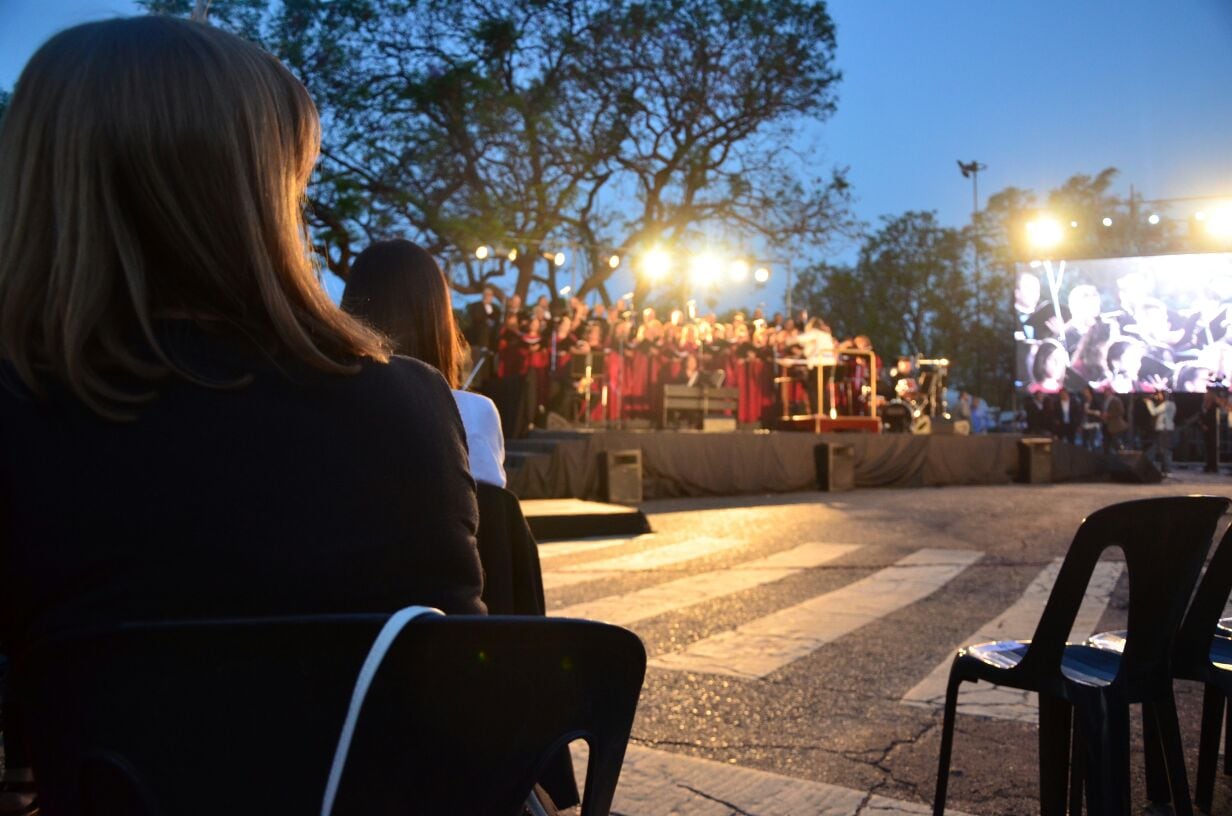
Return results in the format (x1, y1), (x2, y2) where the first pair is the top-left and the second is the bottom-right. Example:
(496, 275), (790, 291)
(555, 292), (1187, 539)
(1014, 252), (1232, 394)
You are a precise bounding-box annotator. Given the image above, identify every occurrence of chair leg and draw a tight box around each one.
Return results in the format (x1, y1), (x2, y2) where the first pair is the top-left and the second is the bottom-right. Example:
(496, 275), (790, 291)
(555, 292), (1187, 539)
(1076, 700), (1131, 816)
(1142, 702), (1171, 805)
(933, 668), (963, 816)
(1225, 694), (1232, 776)
(1039, 695), (1072, 816)
(1196, 684), (1224, 813)
(1153, 691), (1194, 816)
(1069, 717), (1085, 816)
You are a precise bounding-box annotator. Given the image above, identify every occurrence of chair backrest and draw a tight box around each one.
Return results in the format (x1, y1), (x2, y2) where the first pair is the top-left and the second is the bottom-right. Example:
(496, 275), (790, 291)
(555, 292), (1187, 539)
(16, 614), (646, 816)
(475, 481), (547, 616)
(1174, 520), (1232, 680)
(1022, 495), (1229, 696)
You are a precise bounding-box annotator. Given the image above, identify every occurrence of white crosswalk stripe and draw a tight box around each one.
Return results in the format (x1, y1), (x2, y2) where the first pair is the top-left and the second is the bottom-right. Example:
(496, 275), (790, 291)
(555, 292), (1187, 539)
(571, 743), (977, 816)
(537, 535), (647, 562)
(647, 548), (982, 678)
(900, 558), (1124, 723)
(541, 536), (748, 591)
(550, 541), (860, 626)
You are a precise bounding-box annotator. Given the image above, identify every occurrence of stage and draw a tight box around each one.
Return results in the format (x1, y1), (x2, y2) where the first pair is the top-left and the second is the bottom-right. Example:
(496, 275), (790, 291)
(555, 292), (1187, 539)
(507, 430), (1111, 501)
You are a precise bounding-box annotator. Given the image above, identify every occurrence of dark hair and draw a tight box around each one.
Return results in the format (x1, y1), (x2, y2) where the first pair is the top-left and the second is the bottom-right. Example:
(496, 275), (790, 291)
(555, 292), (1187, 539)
(340, 240), (462, 387)
(0, 17), (389, 418)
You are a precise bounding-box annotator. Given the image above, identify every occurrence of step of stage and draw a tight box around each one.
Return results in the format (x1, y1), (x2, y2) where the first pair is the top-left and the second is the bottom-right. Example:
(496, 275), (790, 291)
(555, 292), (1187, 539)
(520, 498), (652, 541)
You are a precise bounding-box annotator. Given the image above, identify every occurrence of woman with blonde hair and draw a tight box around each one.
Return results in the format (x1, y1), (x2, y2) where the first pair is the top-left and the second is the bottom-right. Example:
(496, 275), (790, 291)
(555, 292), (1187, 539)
(0, 8), (485, 721)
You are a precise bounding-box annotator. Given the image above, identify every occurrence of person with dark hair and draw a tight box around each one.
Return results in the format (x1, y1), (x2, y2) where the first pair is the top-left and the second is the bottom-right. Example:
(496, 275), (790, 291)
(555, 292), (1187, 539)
(0, 17), (486, 809)
(466, 285), (503, 355)
(342, 240), (506, 488)
(1144, 390), (1177, 475)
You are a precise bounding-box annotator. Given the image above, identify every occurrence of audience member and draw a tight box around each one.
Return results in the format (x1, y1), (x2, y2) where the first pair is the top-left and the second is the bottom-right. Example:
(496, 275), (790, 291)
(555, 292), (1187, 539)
(342, 240), (507, 488)
(0, 16), (487, 672)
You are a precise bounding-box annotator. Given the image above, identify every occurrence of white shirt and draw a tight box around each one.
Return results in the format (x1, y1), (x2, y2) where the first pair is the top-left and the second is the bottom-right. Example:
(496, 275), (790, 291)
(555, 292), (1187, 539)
(451, 390), (507, 488)
(1146, 397), (1176, 432)
(798, 329), (836, 366)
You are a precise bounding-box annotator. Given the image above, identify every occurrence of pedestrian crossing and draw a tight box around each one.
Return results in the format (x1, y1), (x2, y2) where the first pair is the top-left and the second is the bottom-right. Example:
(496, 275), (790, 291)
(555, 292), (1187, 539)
(542, 532), (1127, 721)
(541, 530), (1131, 816)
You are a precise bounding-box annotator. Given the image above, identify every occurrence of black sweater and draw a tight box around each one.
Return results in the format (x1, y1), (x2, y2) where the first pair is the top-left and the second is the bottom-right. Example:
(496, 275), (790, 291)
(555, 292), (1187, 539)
(0, 326), (485, 657)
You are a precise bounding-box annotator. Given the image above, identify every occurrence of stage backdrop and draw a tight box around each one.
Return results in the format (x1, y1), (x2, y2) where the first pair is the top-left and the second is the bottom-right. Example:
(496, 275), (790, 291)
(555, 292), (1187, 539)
(1014, 252), (1232, 394)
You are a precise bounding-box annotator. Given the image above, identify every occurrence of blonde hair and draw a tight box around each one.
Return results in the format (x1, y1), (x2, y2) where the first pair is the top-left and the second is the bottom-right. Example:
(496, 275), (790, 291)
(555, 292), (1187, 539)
(0, 16), (389, 418)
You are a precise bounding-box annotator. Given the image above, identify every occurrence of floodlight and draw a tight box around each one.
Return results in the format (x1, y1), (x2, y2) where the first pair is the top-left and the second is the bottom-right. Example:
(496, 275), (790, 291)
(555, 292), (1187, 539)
(1070, 221), (1079, 228)
(753, 266), (771, 284)
(553, 251), (566, 267)
(475, 245), (490, 260)
(1025, 216), (1064, 251)
(1102, 217), (1113, 227)
(608, 254), (621, 269)
(1148, 213), (1160, 225)
(559, 285), (572, 296)
(1207, 206), (1232, 241)
(689, 253), (722, 286)
(507, 248), (518, 261)
(641, 249), (671, 281)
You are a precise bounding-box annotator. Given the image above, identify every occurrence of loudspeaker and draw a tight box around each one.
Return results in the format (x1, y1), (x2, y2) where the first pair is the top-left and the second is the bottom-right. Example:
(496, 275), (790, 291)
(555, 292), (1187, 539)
(1017, 437), (1052, 484)
(931, 418), (971, 436)
(601, 449), (643, 503)
(815, 443), (855, 491)
(1108, 451), (1163, 484)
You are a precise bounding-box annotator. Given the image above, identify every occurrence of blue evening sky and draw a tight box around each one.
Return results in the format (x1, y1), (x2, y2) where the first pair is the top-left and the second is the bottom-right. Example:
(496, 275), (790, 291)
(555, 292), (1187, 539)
(3, 0), (1231, 309)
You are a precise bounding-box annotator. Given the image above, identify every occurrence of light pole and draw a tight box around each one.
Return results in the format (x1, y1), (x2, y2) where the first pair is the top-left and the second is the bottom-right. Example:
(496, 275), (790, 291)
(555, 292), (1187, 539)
(958, 159), (987, 396)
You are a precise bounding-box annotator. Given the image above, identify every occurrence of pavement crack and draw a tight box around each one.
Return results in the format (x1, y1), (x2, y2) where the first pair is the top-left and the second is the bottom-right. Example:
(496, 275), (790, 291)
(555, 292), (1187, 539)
(675, 782), (758, 815)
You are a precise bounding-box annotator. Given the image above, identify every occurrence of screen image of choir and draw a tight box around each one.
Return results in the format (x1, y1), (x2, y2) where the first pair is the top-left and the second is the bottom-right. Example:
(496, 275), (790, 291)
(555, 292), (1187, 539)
(461, 287), (889, 435)
(1014, 252), (1232, 395)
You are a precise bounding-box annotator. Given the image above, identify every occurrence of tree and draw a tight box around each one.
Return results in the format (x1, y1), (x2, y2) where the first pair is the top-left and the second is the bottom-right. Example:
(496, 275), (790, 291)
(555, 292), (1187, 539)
(142, 0), (852, 301)
(0, 88), (10, 123)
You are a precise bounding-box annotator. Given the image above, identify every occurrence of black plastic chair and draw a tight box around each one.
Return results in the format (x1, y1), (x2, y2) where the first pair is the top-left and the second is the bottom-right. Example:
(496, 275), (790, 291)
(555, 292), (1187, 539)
(932, 495), (1230, 816)
(14, 613), (647, 816)
(1087, 522), (1232, 812)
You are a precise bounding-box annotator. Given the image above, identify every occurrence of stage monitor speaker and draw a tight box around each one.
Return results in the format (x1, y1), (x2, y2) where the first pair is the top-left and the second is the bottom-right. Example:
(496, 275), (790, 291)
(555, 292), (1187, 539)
(602, 449), (643, 504)
(1109, 451), (1163, 484)
(931, 418), (971, 436)
(815, 443), (855, 492)
(1017, 437), (1052, 484)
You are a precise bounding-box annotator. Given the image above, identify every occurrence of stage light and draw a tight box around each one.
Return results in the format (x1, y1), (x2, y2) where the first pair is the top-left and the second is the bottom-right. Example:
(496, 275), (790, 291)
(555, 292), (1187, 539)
(1070, 221), (1079, 228)
(1207, 206), (1232, 241)
(553, 251), (566, 267)
(1148, 213), (1161, 225)
(753, 266), (771, 283)
(689, 253), (722, 286)
(475, 245), (490, 260)
(1102, 217), (1113, 227)
(608, 254), (621, 269)
(641, 248), (671, 282)
(559, 285), (572, 296)
(729, 259), (750, 282)
(1026, 216), (1064, 250)
(507, 248), (518, 261)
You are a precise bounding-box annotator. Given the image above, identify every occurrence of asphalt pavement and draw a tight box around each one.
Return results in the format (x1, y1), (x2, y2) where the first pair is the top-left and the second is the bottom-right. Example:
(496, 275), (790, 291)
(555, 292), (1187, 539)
(542, 468), (1232, 815)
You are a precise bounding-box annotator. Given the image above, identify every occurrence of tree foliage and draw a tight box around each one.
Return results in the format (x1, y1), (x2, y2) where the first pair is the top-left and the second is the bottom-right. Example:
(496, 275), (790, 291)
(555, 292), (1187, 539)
(141, 0), (852, 299)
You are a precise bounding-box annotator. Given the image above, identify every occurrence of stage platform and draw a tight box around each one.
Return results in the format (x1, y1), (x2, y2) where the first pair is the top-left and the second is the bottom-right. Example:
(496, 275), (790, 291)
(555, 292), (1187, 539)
(520, 498), (652, 540)
(508, 430), (1110, 501)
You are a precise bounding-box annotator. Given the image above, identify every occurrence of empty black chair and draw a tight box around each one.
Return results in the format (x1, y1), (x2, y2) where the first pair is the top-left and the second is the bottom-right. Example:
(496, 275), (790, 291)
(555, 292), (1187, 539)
(1087, 521), (1232, 812)
(14, 613), (646, 815)
(933, 495), (1230, 816)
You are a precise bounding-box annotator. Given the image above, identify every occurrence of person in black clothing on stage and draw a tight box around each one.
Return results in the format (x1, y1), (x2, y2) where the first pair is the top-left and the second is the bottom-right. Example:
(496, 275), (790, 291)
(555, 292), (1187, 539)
(0, 19), (487, 810)
(466, 285), (503, 353)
